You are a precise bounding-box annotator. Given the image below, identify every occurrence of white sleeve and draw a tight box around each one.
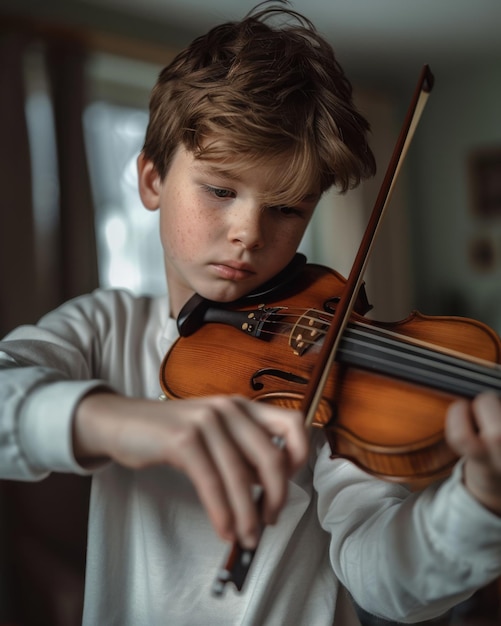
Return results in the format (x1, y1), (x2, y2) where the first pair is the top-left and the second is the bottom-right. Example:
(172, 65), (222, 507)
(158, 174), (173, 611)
(314, 443), (501, 623)
(0, 296), (115, 480)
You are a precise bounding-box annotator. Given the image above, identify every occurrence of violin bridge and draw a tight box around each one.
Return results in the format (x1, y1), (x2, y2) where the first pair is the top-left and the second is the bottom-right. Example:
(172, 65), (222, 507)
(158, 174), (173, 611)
(290, 309), (329, 356)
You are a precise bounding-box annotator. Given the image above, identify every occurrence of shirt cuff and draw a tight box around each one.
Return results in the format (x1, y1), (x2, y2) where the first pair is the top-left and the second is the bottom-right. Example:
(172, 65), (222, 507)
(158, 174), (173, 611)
(18, 379), (111, 475)
(429, 461), (501, 575)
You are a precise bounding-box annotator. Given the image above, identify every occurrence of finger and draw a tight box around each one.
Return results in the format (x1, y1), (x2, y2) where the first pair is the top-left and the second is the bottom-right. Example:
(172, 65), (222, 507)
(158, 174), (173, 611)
(167, 397), (290, 547)
(197, 400), (265, 547)
(112, 400), (240, 543)
(219, 397), (306, 526)
(471, 392), (501, 435)
(445, 399), (486, 460)
(183, 456), (239, 544)
(471, 392), (501, 471)
(235, 396), (309, 472)
(162, 417), (239, 543)
(202, 397), (291, 540)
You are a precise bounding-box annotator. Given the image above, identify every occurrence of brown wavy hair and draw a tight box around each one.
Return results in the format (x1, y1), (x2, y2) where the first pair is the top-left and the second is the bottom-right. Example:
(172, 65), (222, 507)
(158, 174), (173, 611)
(142, 1), (376, 206)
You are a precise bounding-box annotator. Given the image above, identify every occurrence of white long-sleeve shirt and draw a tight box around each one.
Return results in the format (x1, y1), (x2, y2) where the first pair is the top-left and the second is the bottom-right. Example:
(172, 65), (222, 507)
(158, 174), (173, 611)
(1, 288), (500, 625)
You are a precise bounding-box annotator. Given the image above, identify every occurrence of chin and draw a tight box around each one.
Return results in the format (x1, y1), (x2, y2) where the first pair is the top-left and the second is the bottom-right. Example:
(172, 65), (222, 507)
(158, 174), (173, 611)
(202, 284), (254, 304)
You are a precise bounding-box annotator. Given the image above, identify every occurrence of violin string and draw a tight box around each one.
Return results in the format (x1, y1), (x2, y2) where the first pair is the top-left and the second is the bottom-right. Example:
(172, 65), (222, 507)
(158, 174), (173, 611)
(257, 307), (501, 371)
(343, 327), (501, 398)
(283, 312), (501, 380)
(249, 308), (501, 397)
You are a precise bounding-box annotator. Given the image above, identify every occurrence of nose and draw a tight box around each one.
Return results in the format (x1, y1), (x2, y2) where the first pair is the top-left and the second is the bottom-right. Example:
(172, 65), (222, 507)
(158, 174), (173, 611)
(227, 206), (265, 250)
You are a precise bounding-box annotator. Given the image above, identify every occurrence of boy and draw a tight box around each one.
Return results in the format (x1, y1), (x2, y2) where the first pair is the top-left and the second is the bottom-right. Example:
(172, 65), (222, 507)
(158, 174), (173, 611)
(1, 2), (500, 625)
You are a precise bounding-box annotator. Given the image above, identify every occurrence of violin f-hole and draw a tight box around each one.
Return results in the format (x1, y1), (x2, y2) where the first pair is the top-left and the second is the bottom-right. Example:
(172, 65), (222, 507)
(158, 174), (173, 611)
(250, 368), (308, 391)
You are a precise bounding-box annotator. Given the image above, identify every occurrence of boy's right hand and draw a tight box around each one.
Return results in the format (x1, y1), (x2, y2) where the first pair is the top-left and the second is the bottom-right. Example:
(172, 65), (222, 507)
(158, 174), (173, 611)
(73, 392), (308, 549)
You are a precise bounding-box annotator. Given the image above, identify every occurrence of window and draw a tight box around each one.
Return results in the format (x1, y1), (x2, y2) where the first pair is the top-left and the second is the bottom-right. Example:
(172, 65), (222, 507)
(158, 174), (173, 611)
(84, 53), (166, 296)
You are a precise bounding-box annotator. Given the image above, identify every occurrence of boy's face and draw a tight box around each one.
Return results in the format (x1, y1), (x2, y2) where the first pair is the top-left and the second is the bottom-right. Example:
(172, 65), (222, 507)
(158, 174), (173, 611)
(139, 144), (319, 318)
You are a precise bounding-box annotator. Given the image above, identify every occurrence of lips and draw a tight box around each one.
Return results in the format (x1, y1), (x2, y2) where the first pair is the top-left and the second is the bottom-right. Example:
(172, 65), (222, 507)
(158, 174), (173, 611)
(211, 261), (256, 281)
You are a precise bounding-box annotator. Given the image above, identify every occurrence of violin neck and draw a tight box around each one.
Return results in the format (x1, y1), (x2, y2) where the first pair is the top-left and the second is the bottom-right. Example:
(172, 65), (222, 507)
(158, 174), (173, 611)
(342, 321), (501, 399)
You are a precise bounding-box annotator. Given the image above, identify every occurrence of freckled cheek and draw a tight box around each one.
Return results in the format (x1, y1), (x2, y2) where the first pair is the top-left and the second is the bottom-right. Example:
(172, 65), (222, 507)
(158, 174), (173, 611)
(271, 228), (304, 252)
(164, 227), (194, 262)
(161, 214), (212, 263)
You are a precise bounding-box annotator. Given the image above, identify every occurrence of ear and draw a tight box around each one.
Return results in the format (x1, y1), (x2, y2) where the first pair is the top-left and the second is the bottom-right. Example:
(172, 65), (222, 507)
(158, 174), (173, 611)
(137, 153), (162, 211)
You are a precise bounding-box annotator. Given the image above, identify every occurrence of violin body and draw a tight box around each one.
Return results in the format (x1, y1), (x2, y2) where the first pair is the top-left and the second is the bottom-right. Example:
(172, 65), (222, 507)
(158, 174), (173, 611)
(160, 264), (501, 488)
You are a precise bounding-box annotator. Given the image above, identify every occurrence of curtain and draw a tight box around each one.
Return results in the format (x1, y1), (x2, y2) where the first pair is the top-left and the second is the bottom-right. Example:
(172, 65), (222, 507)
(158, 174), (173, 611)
(0, 28), (96, 626)
(46, 38), (98, 303)
(0, 33), (99, 339)
(0, 33), (38, 337)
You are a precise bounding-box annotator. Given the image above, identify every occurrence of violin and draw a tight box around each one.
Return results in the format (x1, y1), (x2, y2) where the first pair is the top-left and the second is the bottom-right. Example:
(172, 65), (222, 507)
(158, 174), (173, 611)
(160, 256), (501, 486)
(158, 64), (501, 593)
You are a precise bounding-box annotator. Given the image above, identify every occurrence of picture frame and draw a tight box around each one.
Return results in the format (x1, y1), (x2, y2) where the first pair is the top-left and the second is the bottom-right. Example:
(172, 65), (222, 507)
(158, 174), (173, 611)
(469, 146), (501, 218)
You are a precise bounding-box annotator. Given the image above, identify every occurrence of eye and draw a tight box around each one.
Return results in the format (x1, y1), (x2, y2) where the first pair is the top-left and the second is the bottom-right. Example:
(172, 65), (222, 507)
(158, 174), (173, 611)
(213, 187), (233, 199)
(203, 185), (235, 199)
(272, 205), (303, 217)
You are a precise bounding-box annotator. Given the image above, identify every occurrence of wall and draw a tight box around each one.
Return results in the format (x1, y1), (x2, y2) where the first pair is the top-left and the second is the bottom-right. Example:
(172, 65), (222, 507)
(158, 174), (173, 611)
(304, 88), (414, 323)
(4, 1), (501, 337)
(410, 60), (501, 334)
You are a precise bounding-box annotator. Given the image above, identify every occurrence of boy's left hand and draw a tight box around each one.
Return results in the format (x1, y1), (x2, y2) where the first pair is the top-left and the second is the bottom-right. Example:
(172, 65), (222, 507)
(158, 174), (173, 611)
(446, 391), (501, 516)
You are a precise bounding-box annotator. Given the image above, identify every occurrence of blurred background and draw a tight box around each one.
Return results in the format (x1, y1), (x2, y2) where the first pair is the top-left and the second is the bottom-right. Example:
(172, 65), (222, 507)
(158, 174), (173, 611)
(0, 0), (500, 624)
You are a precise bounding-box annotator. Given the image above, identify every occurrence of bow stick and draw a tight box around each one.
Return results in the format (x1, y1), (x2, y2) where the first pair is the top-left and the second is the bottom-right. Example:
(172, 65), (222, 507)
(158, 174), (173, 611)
(212, 64), (434, 596)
